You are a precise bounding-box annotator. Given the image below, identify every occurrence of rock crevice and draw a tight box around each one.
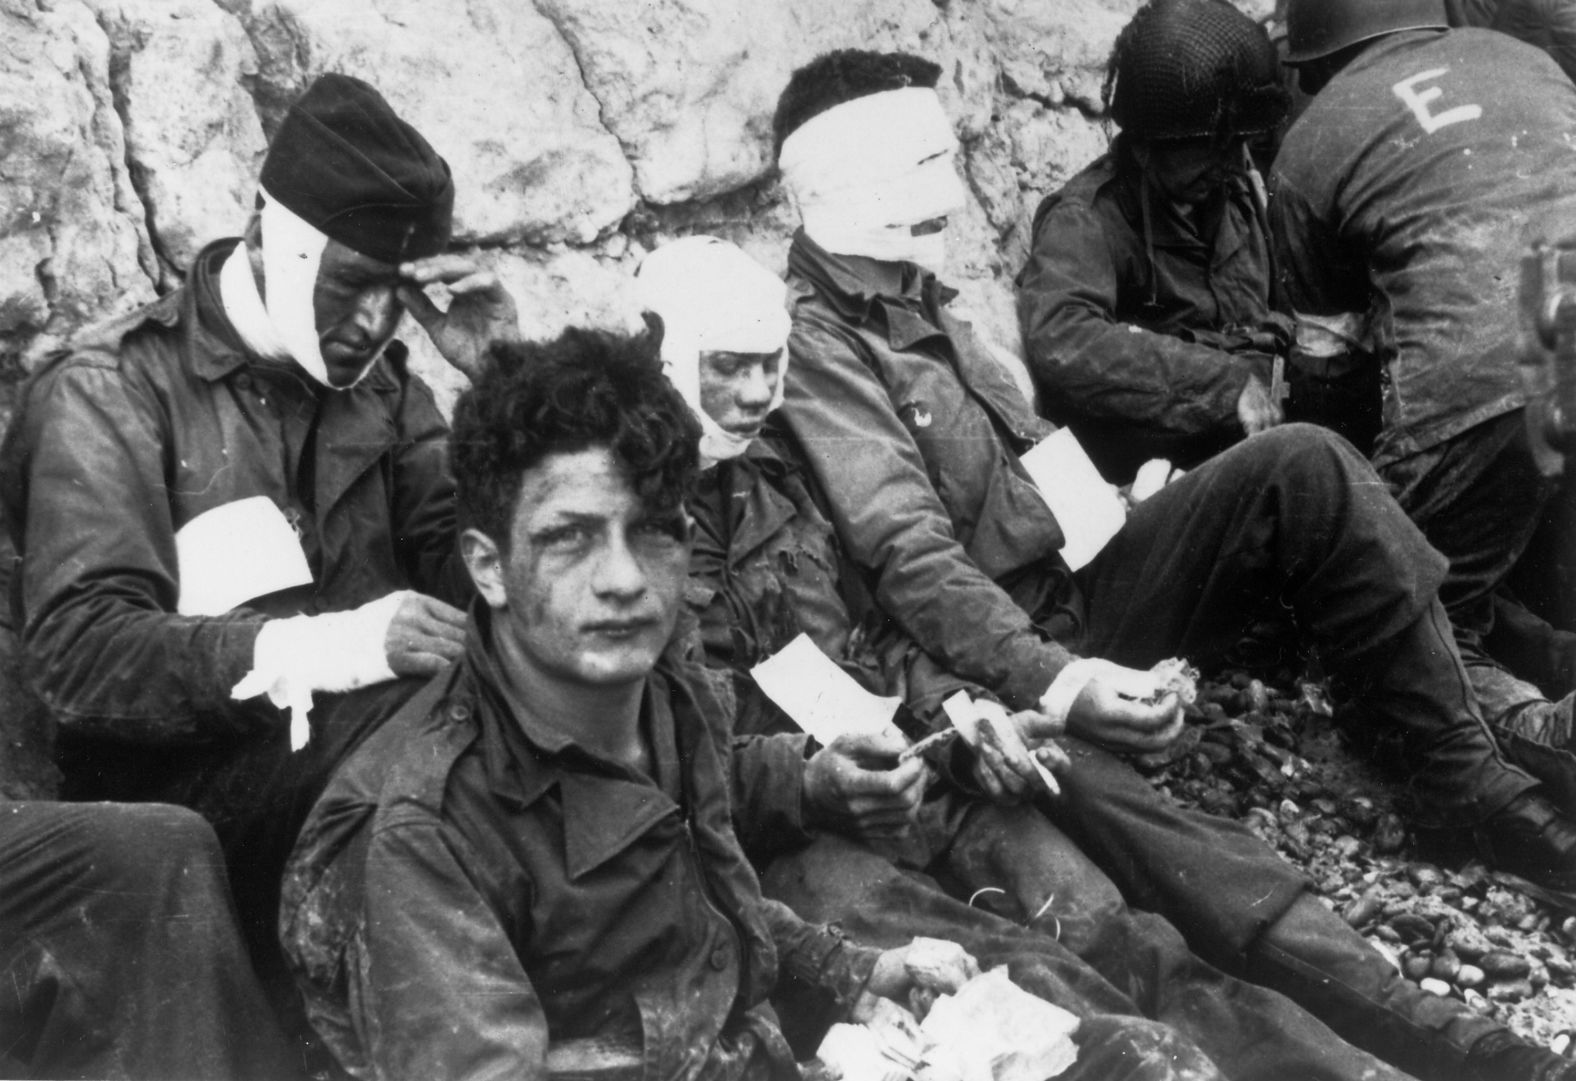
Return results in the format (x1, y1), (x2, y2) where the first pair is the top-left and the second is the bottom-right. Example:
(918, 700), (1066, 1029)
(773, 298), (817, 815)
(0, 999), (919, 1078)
(0, 0), (1268, 402)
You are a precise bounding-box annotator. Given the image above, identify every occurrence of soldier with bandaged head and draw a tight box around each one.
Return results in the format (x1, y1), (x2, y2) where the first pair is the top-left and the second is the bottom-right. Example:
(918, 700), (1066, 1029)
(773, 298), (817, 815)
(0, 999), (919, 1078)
(0, 73), (518, 968)
(773, 44), (1576, 1081)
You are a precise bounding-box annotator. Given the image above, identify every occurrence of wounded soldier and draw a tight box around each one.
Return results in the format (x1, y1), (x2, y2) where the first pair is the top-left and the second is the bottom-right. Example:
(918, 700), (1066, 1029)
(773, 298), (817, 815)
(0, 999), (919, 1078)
(773, 46), (1576, 1079)
(637, 234), (1573, 1081)
(280, 329), (1230, 1081)
(0, 73), (517, 971)
(1016, 0), (1308, 483)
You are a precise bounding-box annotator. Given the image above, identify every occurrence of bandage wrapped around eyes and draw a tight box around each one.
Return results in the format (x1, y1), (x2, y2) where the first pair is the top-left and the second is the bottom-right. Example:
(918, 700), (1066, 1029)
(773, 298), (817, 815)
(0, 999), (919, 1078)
(779, 87), (967, 272)
(231, 590), (408, 750)
(636, 235), (792, 466)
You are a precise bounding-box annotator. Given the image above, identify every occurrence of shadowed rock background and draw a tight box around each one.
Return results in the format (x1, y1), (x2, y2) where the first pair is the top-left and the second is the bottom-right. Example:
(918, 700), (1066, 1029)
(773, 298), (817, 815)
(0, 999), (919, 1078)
(0, 0), (1270, 793)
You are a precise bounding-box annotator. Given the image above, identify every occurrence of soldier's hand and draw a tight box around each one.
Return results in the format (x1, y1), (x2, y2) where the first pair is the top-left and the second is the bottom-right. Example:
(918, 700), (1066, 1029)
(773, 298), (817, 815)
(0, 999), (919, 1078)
(802, 727), (927, 841)
(968, 709), (1067, 804)
(384, 592), (467, 678)
(1066, 675), (1184, 754)
(1237, 373), (1283, 435)
(397, 254), (521, 382)
(865, 937), (980, 1019)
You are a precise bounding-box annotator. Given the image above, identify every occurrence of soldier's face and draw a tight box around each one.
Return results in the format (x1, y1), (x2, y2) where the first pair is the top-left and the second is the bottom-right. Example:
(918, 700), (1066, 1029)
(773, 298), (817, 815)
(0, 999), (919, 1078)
(465, 446), (691, 693)
(698, 349), (781, 443)
(1139, 137), (1245, 207)
(313, 241), (404, 386)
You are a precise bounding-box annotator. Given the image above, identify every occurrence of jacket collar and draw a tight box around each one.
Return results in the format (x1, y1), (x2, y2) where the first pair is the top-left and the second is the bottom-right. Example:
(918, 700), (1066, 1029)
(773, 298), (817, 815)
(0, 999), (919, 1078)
(715, 439), (801, 567)
(787, 229), (959, 352)
(462, 607), (684, 880)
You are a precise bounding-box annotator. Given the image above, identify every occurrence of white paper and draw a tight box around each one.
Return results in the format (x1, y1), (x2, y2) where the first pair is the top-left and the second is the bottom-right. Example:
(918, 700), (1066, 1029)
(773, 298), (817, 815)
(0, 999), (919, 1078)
(750, 633), (900, 746)
(176, 496), (313, 616)
(817, 1021), (919, 1081)
(920, 968), (1080, 1081)
(1019, 429), (1127, 571)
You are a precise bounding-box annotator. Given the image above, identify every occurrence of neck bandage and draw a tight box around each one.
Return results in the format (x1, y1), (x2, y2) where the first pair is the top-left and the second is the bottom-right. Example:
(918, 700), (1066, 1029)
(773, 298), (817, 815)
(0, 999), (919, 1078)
(218, 238), (291, 362)
(636, 236), (792, 468)
(780, 87), (966, 272)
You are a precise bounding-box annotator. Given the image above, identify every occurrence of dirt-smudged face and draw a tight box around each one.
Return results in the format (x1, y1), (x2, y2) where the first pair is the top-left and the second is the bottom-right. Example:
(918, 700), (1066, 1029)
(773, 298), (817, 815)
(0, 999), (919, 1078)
(312, 240), (403, 386)
(697, 349), (781, 443)
(468, 445), (690, 693)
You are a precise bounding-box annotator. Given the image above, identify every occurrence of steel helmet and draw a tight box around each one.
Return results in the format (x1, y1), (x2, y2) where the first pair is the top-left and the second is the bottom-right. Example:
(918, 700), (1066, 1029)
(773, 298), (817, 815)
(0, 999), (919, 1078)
(1106, 0), (1289, 141)
(1284, 0), (1448, 65)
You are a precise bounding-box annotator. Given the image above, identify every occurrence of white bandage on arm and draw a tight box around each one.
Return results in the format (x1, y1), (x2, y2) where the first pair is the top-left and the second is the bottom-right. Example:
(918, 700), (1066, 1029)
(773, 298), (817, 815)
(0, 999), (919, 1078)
(1037, 658), (1164, 729)
(1293, 310), (1369, 358)
(231, 591), (408, 750)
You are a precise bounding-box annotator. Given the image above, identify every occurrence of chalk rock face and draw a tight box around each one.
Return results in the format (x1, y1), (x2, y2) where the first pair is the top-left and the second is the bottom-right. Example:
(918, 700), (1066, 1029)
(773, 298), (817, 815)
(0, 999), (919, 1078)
(0, 0), (1271, 372)
(532, 0), (776, 204)
(87, 0), (266, 282)
(981, 0), (1137, 112)
(0, 0), (152, 361)
(230, 0), (637, 247)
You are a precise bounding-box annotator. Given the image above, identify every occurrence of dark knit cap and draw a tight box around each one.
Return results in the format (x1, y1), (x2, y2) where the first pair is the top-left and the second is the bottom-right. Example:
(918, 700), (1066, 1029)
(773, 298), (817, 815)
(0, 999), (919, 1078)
(259, 73), (454, 264)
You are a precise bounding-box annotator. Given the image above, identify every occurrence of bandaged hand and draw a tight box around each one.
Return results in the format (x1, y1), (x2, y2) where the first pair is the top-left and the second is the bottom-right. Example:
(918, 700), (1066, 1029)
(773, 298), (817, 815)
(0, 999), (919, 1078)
(1039, 658), (1186, 755)
(864, 937), (980, 1021)
(803, 727), (928, 841)
(231, 590), (447, 750)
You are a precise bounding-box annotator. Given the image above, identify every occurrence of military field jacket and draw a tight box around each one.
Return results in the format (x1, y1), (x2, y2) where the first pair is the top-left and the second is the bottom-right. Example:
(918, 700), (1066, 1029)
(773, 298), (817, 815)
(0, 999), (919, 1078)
(1016, 152), (1280, 480)
(781, 232), (1082, 712)
(1271, 29), (1576, 466)
(0, 239), (463, 742)
(282, 617), (875, 1081)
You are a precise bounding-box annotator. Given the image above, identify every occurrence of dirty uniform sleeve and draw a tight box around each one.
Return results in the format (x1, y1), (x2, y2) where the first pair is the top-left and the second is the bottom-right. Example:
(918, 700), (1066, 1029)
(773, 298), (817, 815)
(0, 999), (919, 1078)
(1269, 171), (1369, 321)
(1016, 196), (1258, 435)
(757, 896), (880, 1011)
(388, 371), (468, 606)
(13, 363), (268, 742)
(729, 731), (817, 862)
(784, 317), (1074, 711)
(361, 813), (550, 1081)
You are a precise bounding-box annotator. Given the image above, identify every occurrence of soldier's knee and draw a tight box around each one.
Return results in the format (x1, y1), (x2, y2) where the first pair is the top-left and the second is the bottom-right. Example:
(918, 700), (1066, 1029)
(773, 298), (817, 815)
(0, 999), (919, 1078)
(1072, 1015), (1225, 1081)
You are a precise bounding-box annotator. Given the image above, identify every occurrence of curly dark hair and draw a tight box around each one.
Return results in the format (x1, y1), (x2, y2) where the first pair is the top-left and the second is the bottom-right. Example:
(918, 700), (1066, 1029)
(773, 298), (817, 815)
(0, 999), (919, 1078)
(450, 316), (701, 550)
(772, 49), (942, 158)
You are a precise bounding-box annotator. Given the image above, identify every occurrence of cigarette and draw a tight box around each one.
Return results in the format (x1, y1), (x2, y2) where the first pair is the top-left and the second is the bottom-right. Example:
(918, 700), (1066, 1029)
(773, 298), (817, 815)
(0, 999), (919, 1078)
(899, 728), (960, 762)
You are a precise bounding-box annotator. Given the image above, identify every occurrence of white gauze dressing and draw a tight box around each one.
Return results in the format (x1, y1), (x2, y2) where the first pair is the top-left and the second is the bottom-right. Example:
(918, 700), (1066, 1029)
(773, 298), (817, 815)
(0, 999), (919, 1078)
(779, 87), (966, 272)
(636, 236), (792, 467)
(258, 188), (334, 386)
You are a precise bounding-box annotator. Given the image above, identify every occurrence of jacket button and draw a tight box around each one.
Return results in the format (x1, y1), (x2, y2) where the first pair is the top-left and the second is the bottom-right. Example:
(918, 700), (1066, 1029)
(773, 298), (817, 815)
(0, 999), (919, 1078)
(709, 944), (731, 971)
(449, 703), (471, 721)
(234, 372), (253, 391)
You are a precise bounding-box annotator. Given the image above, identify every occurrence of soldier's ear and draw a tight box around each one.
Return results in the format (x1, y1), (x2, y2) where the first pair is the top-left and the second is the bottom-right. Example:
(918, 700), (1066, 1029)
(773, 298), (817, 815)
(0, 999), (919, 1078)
(460, 527), (506, 609)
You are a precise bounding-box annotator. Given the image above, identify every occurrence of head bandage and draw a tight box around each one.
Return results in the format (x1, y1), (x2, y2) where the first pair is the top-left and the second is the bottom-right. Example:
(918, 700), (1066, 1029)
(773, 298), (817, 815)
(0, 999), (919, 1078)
(258, 188), (338, 386)
(636, 236), (792, 467)
(779, 87), (966, 272)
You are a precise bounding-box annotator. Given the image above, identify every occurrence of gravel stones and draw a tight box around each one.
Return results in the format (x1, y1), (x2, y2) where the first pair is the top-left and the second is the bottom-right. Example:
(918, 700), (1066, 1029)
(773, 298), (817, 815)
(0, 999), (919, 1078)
(1145, 664), (1576, 1049)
